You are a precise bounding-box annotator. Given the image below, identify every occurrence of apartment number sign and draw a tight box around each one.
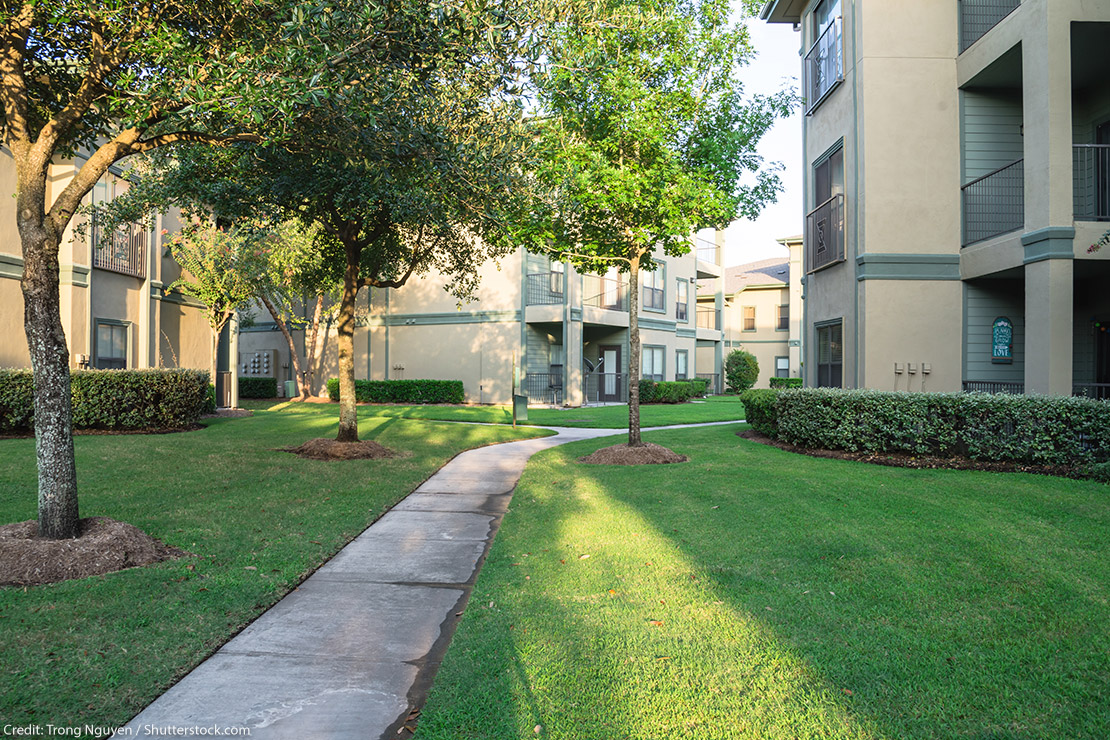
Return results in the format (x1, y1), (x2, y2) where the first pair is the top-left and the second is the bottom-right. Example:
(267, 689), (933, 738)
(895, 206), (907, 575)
(992, 317), (1013, 364)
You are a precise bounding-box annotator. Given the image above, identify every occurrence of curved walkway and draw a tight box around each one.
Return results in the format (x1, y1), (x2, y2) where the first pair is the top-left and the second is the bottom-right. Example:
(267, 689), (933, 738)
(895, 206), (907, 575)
(121, 421), (739, 739)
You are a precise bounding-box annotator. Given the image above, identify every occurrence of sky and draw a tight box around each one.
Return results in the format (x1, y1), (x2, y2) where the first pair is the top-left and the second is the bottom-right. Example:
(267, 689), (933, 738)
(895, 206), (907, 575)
(719, 16), (805, 267)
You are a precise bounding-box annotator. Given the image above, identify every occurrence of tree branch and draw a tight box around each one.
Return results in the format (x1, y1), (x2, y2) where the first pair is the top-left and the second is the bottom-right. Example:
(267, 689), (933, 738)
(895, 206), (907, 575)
(0, 3), (35, 157)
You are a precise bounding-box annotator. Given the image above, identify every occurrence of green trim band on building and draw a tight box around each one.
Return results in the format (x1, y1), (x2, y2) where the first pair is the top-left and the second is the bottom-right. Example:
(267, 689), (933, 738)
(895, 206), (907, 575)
(639, 317), (678, 333)
(855, 253), (961, 281)
(59, 264), (90, 288)
(676, 328), (696, 339)
(359, 309), (522, 328)
(1021, 226), (1075, 264)
(0, 253), (24, 280)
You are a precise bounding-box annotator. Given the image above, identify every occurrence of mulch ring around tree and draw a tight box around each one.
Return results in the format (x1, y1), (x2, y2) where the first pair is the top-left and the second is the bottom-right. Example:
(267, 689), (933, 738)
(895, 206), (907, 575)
(738, 429), (1083, 478)
(283, 438), (397, 461)
(0, 517), (190, 587)
(578, 442), (688, 466)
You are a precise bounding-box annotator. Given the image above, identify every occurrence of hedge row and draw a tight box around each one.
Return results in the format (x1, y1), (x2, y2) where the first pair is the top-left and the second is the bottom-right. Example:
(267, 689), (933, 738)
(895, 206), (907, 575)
(768, 377), (803, 389)
(239, 377), (278, 399)
(741, 387), (1110, 467)
(638, 378), (708, 404)
(326, 378), (465, 404)
(0, 369), (210, 432)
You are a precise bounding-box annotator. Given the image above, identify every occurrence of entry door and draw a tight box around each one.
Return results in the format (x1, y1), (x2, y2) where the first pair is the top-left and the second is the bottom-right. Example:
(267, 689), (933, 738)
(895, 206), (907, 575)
(599, 345), (621, 402)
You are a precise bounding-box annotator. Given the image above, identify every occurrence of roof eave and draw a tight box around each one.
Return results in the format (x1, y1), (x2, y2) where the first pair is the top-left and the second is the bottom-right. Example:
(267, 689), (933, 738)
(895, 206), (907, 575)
(759, 0), (805, 24)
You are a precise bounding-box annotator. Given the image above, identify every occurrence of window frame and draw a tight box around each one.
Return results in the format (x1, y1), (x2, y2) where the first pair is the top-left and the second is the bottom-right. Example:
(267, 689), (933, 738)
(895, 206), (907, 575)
(775, 355), (790, 378)
(776, 304), (789, 332)
(815, 319), (844, 388)
(94, 319), (130, 370)
(641, 261), (666, 313)
(642, 344), (665, 382)
(741, 305), (756, 332)
(675, 279), (689, 322)
(675, 349), (689, 380)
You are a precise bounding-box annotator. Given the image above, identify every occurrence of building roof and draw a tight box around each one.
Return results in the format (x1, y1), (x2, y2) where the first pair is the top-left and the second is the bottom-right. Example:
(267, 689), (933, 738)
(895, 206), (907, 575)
(721, 257), (790, 295)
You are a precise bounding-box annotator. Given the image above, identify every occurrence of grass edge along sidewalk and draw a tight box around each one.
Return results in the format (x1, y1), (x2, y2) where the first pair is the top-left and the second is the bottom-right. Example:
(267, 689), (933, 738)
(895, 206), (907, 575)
(416, 423), (1110, 740)
(0, 403), (549, 729)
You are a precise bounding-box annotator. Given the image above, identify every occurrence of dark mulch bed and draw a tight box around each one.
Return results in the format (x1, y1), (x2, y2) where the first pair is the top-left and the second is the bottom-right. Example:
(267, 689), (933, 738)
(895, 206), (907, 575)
(578, 442), (688, 466)
(738, 429), (1082, 478)
(0, 517), (189, 587)
(283, 437), (396, 461)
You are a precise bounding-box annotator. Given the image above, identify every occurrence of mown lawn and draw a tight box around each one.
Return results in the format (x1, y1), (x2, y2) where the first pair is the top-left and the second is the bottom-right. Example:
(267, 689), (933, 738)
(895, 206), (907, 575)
(243, 394), (746, 428)
(0, 404), (548, 728)
(416, 424), (1110, 739)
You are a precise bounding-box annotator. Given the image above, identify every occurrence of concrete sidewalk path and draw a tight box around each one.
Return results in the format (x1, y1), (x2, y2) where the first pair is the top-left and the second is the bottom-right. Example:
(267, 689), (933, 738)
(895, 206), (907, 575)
(120, 425), (636, 740)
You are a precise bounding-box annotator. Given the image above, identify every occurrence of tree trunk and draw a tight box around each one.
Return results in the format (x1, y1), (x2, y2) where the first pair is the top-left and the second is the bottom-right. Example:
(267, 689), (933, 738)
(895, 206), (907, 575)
(628, 253), (643, 447)
(305, 294), (325, 397)
(336, 244), (361, 442)
(260, 293), (308, 400)
(20, 214), (79, 539)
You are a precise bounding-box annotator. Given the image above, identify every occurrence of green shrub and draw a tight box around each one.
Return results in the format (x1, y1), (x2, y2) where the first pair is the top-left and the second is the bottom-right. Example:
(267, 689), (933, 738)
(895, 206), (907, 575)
(725, 350), (759, 393)
(652, 381), (695, 404)
(1083, 461), (1110, 484)
(239, 376), (278, 398)
(0, 368), (210, 432)
(769, 377), (803, 389)
(689, 378), (709, 397)
(325, 378), (465, 404)
(739, 389), (779, 437)
(768, 388), (1110, 467)
(204, 384), (217, 414)
(638, 378), (657, 404)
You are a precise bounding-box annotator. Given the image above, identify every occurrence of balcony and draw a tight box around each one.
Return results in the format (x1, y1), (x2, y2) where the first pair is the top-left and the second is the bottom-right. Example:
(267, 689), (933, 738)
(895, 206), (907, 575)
(583, 275), (627, 312)
(804, 16), (843, 115)
(696, 306), (720, 331)
(959, 0), (1020, 53)
(1073, 145), (1110, 221)
(91, 216), (147, 279)
(525, 272), (565, 306)
(805, 193), (845, 272)
(961, 159), (1023, 245)
(695, 236), (719, 265)
(523, 372), (563, 405)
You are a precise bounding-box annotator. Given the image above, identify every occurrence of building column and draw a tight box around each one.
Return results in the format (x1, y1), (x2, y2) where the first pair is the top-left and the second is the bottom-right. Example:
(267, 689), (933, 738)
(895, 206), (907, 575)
(1023, 253), (1073, 395)
(564, 264), (584, 406)
(229, 314), (241, 408)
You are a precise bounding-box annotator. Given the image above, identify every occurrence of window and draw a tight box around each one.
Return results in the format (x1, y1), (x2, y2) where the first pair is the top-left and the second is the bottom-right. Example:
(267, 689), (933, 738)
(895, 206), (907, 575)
(675, 280), (688, 321)
(742, 305), (756, 332)
(777, 304), (789, 331)
(775, 356), (790, 378)
(642, 345), (664, 381)
(641, 264), (665, 311)
(95, 321), (128, 369)
(808, 145), (846, 272)
(805, 0), (843, 114)
(816, 321), (843, 388)
(675, 350), (688, 380)
(549, 260), (564, 295)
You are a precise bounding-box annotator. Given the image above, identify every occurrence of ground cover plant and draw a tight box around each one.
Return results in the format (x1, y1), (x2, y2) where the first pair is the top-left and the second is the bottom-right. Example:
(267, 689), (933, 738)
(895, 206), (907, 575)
(0, 404), (547, 727)
(243, 395), (746, 428)
(417, 424), (1110, 739)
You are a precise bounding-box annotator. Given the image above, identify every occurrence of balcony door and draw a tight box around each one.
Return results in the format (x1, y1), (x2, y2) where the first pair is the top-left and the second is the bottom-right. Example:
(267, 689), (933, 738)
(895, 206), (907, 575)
(599, 345), (621, 402)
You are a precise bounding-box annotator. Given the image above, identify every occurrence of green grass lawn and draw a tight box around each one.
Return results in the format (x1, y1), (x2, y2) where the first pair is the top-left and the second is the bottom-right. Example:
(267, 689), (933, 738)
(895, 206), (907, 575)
(0, 404), (548, 728)
(242, 394), (745, 428)
(416, 424), (1110, 739)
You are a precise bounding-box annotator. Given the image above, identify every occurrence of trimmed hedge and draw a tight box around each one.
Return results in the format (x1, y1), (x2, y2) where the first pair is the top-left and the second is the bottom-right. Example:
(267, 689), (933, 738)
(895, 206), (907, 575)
(753, 388), (1110, 467)
(739, 389), (779, 437)
(326, 378), (465, 405)
(689, 377), (709, 397)
(239, 376), (278, 399)
(0, 368), (210, 432)
(769, 377), (803, 389)
(638, 379), (702, 404)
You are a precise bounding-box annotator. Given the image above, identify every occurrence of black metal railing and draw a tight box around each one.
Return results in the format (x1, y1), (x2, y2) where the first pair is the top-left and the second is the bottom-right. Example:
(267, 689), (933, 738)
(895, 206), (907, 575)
(643, 286), (664, 311)
(962, 380), (1024, 394)
(525, 272), (564, 306)
(959, 0), (1020, 53)
(523, 372), (563, 404)
(962, 159), (1023, 245)
(696, 307), (720, 330)
(583, 276), (627, 311)
(1073, 144), (1110, 221)
(804, 16), (843, 114)
(806, 193), (845, 272)
(696, 373), (721, 395)
(1074, 383), (1110, 400)
(91, 216), (148, 279)
(584, 372), (627, 404)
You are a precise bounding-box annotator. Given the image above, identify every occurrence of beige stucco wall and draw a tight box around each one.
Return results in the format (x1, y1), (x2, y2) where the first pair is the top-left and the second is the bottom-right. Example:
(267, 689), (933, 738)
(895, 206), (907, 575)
(723, 285), (791, 389)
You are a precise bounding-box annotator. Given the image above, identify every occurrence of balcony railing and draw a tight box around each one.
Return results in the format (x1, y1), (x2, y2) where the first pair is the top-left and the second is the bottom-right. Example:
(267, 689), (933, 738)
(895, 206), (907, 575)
(806, 193), (845, 272)
(91, 216), (148, 279)
(962, 159), (1023, 246)
(1073, 383), (1110, 400)
(696, 306), (720, 330)
(583, 276), (628, 311)
(523, 372), (563, 405)
(959, 0), (1020, 53)
(525, 271), (564, 306)
(696, 373), (721, 395)
(695, 237), (719, 265)
(1073, 145), (1110, 221)
(804, 16), (843, 115)
(642, 286), (664, 311)
(962, 380), (1024, 394)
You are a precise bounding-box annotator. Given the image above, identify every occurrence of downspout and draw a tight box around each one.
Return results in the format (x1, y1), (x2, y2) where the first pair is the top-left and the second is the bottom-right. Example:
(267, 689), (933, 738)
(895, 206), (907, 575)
(851, 0), (862, 388)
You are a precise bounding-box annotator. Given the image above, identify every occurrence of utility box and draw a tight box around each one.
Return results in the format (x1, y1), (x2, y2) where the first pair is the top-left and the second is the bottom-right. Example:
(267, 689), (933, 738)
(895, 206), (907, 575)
(512, 394), (528, 422)
(284, 380), (297, 399)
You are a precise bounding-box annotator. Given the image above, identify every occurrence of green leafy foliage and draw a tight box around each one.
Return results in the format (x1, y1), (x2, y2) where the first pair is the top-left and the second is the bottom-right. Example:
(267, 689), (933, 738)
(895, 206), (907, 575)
(725, 349), (759, 393)
(688, 378), (709, 397)
(238, 377), (278, 399)
(638, 379), (701, 404)
(638, 378), (657, 404)
(325, 379), (465, 405)
(768, 377), (802, 389)
(739, 389), (778, 437)
(0, 370), (209, 433)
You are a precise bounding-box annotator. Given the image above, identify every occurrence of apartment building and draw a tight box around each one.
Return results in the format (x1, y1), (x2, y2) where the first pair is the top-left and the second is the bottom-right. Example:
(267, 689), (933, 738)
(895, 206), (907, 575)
(0, 150), (219, 393)
(698, 235), (804, 388)
(240, 234), (727, 405)
(761, 0), (1110, 396)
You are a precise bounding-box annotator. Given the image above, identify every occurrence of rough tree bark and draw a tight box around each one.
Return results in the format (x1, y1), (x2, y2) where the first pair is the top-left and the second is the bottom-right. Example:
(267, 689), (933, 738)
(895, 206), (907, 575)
(627, 252), (643, 447)
(259, 293), (308, 400)
(305, 294), (325, 397)
(335, 242), (362, 442)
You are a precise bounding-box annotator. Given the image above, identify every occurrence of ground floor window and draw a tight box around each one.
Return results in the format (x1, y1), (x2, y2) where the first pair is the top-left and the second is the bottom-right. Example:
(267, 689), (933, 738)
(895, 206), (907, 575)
(675, 349), (688, 380)
(95, 320), (129, 369)
(775, 356), (789, 378)
(816, 321), (842, 387)
(642, 345), (664, 381)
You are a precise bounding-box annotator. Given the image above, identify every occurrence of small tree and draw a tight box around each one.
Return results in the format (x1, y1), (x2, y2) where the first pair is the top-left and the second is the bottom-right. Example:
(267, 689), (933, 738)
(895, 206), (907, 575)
(725, 349), (759, 393)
